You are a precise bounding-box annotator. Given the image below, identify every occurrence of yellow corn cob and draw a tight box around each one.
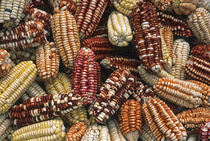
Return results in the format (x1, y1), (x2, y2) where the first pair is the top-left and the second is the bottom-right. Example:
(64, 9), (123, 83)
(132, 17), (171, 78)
(108, 11), (133, 47)
(51, 10), (80, 69)
(45, 72), (72, 95)
(12, 119), (66, 141)
(0, 113), (11, 141)
(0, 61), (36, 114)
(172, 39), (190, 80)
(0, 49), (13, 77)
(140, 125), (156, 141)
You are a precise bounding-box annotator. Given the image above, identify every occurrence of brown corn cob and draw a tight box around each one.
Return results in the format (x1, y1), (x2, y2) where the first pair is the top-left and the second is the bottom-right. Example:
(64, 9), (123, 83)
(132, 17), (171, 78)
(0, 61), (36, 114)
(52, 0), (77, 14)
(190, 45), (210, 62)
(0, 49), (13, 77)
(150, 0), (173, 11)
(9, 93), (82, 126)
(51, 10), (80, 69)
(118, 99), (142, 141)
(45, 72), (72, 95)
(143, 98), (187, 141)
(0, 20), (46, 51)
(75, 0), (108, 39)
(172, 0), (197, 15)
(176, 107), (210, 130)
(153, 77), (209, 108)
(36, 42), (60, 81)
(72, 47), (100, 105)
(200, 121), (210, 141)
(89, 26), (108, 38)
(0, 113), (11, 141)
(90, 69), (136, 124)
(185, 56), (210, 85)
(65, 122), (88, 141)
(12, 119), (66, 141)
(157, 11), (192, 37)
(140, 125), (156, 141)
(130, 1), (163, 73)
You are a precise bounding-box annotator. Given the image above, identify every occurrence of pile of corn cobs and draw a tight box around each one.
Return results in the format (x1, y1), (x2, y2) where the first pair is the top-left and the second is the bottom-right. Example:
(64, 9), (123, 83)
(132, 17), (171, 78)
(0, 0), (209, 140)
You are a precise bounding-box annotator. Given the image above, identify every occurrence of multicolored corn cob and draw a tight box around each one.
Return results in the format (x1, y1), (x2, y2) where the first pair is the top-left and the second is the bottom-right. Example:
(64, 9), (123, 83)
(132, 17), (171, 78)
(0, 49), (13, 77)
(108, 119), (126, 141)
(172, 0), (197, 15)
(52, 0), (77, 14)
(200, 122), (210, 141)
(190, 45), (210, 62)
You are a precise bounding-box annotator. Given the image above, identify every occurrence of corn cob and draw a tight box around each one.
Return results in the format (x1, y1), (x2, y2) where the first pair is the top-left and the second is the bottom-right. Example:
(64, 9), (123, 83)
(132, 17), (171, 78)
(9, 93), (81, 126)
(0, 49), (13, 77)
(158, 11), (192, 37)
(45, 72), (72, 95)
(65, 122), (88, 141)
(176, 107), (210, 130)
(25, 0), (47, 9)
(130, 1), (163, 73)
(0, 61), (36, 114)
(118, 99), (142, 141)
(172, 0), (197, 15)
(197, 0), (210, 12)
(187, 8), (210, 44)
(150, 0), (173, 11)
(62, 106), (88, 126)
(12, 119), (65, 141)
(89, 26), (108, 38)
(153, 77), (209, 108)
(51, 10), (80, 69)
(90, 69), (136, 124)
(0, 113), (11, 141)
(0, 0), (26, 29)
(172, 39), (190, 80)
(52, 0), (77, 14)
(75, 0), (108, 39)
(200, 122), (210, 141)
(108, 119), (127, 141)
(190, 45), (210, 62)
(143, 98), (187, 141)
(0, 20), (46, 51)
(107, 11), (133, 47)
(36, 42), (60, 81)
(140, 125), (156, 141)
(185, 56), (210, 85)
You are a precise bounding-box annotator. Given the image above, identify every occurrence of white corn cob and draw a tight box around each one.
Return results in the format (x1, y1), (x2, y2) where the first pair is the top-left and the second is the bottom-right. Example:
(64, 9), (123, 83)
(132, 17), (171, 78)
(0, 113), (11, 141)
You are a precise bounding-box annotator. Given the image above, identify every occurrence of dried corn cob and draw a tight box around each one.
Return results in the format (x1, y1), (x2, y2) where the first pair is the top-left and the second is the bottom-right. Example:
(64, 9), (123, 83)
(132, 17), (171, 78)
(153, 77), (209, 108)
(0, 49), (13, 77)
(187, 8), (210, 44)
(75, 0), (108, 39)
(108, 119), (126, 141)
(12, 119), (65, 141)
(176, 107), (210, 130)
(185, 56), (210, 85)
(0, 113), (11, 141)
(45, 72), (72, 95)
(89, 26), (108, 38)
(0, 20), (46, 51)
(150, 0), (173, 11)
(9, 93), (81, 126)
(190, 45), (210, 62)
(172, 0), (197, 15)
(143, 98), (187, 141)
(197, 0), (210, 12)
(52, 0), (77, 14)
(62, 106), (88, 126)
(200, 122), (210, 141)
(130, 1), (163, 73)
(0, 0), (25, 28)
(51, 10), (80, 69)
(65, 122), (88, 141)
(172, 39), (190, 80)
(0, 61), (36, 114)
(118, 99), (142, 141)
(107, 11), (133, 47)
(26, 0), (47, 9)
(158, 11), (192, 37)
(90, 69), (136, 124)
(72, 47), (100, 105)
(140, 125), (156, 141)
(36, 42), (60, 81)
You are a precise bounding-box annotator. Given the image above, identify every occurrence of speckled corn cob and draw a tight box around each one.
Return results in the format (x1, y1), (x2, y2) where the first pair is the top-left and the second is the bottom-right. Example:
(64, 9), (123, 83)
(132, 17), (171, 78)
(150, 0), (173, 11)
(143, 98), (187, 141)
(107, 11), (133, 47)
(12, 119), (66, 141)
(51, 10), (80, 69)
(140, 125), (156, 141)
(130, 1), (163, 73)
(187, 8), (210, 44)
(197, 0), (210, 12)
(9, 93), (81, 126)
(118, 99), (142, 141)
(190, 45), (210, 62)
(153, 77), (209, 108)
(36, 42), (60, 81)
(0, 61), (36, 114)
(200, 122), (210, 141)
(108, 119), (126, 141)
(0, 49), (13, 77)
(185, 56), (210, 85)
(45, 72), (72, 95)
(75, 0), (108, 39)
(176, 107), (210, 130)
(172, 0), (197, 15)
(172, 39), (190, 80)
(52, 0), (77, 14)
(0, 113), (11, 141)
(66, 122), (88, 141)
